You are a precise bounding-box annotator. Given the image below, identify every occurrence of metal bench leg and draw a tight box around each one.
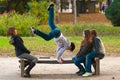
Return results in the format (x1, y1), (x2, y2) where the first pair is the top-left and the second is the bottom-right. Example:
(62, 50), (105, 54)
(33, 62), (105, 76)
(21, 59), (25, 77)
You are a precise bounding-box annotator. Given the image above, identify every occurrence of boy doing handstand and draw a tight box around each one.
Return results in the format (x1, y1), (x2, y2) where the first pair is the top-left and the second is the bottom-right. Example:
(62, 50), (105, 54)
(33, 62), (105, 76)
(30, 4), (75, 63)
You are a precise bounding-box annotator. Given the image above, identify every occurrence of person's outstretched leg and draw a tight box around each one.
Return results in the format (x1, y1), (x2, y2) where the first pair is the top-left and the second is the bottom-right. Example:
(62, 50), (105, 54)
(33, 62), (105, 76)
(30, 27), (54, 41)
(30, 4), (60, 39)
(48, 4), (61, 38)
(48, 3), (56, 30)
(34, 29), (54, 41)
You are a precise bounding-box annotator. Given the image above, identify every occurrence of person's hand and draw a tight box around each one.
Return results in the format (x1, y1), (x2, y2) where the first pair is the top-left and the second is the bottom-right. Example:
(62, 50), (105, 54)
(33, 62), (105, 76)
(9, 38), (14, 44)
(94, 57), (99, 61)
(58, 58), (64, 64)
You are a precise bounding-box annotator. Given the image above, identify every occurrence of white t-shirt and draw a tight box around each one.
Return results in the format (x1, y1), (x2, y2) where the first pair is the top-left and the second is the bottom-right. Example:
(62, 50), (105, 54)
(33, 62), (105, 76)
(54, 33), (71, 60)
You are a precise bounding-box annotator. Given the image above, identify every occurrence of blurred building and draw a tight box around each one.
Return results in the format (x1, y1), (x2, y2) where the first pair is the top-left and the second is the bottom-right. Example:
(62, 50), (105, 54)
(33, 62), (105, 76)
(51, 0), (113, 13)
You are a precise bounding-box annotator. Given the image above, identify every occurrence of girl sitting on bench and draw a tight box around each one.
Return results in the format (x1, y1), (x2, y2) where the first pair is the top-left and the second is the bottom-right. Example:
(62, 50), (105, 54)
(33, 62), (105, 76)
(7, 27), (38, 78)
(82, 30), (105, 77)
(72, 30), (93, 76)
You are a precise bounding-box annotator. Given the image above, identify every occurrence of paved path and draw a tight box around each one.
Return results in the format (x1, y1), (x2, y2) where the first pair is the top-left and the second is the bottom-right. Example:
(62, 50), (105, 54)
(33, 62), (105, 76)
(0, 57), (120, 80)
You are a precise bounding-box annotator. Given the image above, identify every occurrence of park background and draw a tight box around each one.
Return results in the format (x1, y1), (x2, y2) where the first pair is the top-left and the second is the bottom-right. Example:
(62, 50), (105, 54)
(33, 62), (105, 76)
(0, 0), (120, 80)
(0, 0), (120, 58)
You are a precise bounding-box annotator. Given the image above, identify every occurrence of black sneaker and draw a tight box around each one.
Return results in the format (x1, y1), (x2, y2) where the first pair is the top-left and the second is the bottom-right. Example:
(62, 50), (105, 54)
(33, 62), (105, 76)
(30, 27), (35, 37)
(47, 3), (54, 11)
(76, 70), (81, 74)
(77, 70), (85, 76)
(24, 71), (31, 78)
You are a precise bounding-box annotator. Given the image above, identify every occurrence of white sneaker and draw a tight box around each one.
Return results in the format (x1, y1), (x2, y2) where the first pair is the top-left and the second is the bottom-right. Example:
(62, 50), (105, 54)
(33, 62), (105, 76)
(82, 72), (92, 77)
(30, 27), (35, 36)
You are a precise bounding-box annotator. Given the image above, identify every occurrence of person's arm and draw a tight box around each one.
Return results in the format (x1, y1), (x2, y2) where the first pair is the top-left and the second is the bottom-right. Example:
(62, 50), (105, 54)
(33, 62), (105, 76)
(94, 38), (100, 53)
(56, 47), (66, 61)
(94, 38), (105, 54)
(76, 46), (84, 58)
(9, 38), (14, 44)
(76, 43), (93, 58)
(76, 40), (85, 58)
(56, 36), (70, 61)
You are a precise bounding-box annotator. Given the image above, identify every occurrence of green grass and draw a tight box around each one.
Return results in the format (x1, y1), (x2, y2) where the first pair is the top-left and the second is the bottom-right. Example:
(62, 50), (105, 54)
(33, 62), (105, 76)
(0, 36), (120, 57)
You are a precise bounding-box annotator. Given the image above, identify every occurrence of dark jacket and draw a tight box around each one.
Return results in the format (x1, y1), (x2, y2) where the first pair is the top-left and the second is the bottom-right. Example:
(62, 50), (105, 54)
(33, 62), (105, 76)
(76, 41), (93, 58)
(10, 35), (30, 57)
(93, 37), (105, 59)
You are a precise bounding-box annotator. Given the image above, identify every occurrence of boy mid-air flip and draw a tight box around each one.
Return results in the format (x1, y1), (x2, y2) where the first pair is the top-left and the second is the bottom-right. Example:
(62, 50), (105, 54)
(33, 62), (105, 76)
(30, 3), (75, 63)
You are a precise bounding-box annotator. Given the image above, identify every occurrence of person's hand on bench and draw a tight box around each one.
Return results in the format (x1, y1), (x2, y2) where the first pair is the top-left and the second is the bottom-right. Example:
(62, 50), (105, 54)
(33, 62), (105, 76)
(58, 58), (64, 64)
(94, 57), (99, 61)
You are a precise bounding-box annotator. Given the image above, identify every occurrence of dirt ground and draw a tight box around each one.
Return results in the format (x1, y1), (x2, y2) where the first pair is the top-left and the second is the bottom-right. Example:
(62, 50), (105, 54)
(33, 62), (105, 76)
(0, 57), (120, 80)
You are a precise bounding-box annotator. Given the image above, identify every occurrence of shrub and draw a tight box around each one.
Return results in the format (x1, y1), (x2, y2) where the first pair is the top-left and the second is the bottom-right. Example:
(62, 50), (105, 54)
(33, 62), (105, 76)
(105, 0), (120, 26)
(28, 0), (50, 24)
(0, 11), (40, 36)
(59, 25), (120, 36)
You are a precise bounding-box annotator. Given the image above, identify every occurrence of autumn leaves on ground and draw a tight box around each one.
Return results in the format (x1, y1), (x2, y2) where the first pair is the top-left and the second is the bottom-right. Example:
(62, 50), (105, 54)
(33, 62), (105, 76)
(59, 13), (110, 25)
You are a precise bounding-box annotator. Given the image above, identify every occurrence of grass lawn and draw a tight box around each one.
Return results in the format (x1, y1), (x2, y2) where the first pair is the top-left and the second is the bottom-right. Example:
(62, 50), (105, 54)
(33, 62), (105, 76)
(0, 36), (120, 57)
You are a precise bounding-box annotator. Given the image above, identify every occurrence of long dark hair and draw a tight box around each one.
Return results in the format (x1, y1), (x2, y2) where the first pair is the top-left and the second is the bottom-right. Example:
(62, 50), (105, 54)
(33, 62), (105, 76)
(82, 30), (92, 46)
(7, 27), (17, 37)
(91, 29), (98, 37)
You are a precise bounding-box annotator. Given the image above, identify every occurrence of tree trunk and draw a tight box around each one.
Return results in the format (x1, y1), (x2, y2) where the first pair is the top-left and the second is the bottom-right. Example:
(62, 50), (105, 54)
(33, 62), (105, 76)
(56, 0), (60, 24)
(73, 0), (77, 25)
(60, 0), (63, 13)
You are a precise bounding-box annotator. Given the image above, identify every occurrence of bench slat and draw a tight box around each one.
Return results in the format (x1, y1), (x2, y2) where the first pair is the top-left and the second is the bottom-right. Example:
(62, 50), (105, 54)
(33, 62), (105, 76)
(37, 59), (73, 64)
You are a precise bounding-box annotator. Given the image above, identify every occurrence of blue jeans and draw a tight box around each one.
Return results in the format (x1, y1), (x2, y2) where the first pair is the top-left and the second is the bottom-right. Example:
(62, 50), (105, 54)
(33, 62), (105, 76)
(34, 5), (61, 40)
(72, 57), (85, 71)
(85, 52), (97, 72)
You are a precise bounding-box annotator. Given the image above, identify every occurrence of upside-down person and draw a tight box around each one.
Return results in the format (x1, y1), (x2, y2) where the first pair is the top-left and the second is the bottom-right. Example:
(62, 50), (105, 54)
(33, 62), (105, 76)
(30, 3), (75, 63)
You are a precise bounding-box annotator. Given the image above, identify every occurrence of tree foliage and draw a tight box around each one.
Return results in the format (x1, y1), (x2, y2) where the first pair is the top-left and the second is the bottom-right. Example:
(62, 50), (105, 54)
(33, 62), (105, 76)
(105, 0), (120, 26)
(28, 0), (50, 24)
(0, 0), (30, 14)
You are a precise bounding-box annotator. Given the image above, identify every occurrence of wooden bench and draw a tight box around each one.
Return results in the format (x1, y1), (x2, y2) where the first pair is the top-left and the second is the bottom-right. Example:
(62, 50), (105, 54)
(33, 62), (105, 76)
(92, 57), (100, 75)
(19, 57), (100, 77)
